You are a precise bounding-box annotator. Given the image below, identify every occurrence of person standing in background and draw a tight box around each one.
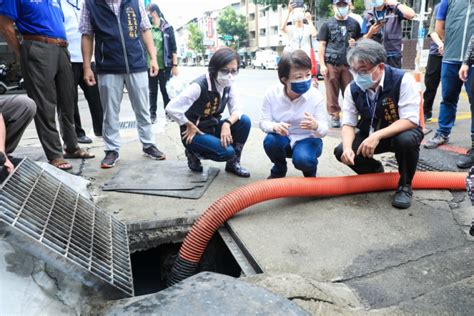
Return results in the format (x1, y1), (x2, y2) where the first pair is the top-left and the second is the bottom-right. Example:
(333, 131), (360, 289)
(422, 4), (443, 123)
(62, 0), (104, 143)
(147, 3), (178, 124)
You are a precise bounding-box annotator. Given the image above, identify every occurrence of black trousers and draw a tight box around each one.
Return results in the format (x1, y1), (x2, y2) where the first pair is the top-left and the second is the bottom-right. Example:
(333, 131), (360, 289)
(386, 55), (402, 69)
(148, 67), (171, 116)
(71, 62), (103, 137)
(20, 40), (77, 160)
(422, 54), (443, 117)
(334, 127), (424, 186)
(0, 95), (36, 154)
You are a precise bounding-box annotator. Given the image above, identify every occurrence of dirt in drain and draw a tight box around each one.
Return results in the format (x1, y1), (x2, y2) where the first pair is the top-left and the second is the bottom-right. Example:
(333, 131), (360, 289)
(130, 234), (242, 296)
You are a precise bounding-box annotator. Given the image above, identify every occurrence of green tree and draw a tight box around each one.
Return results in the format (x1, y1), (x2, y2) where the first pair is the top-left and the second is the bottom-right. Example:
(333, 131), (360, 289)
(216, 7), (248, 49)
(187, 23), (205, 57)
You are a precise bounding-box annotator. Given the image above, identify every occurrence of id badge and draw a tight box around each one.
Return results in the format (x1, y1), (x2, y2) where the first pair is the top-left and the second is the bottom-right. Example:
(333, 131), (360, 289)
(369, 126), (374, 135)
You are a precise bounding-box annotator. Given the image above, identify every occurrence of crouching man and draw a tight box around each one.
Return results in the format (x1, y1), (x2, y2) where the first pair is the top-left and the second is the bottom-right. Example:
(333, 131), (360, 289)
(334, 39), (423, 209)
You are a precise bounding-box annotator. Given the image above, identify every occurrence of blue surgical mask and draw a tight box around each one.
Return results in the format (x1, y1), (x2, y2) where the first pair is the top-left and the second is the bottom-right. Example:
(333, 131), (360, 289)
(336, 6), (349, 17)
(353, 72), (376, 92)
(372, 0), (385, 7)
(290, 78), (312, 95)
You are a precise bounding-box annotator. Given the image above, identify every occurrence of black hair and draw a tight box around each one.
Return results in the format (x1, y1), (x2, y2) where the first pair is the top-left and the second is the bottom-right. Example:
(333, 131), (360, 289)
(208, 47), (240, 81)
(147, 3), (167, 23)
(277, 50), (311, 84)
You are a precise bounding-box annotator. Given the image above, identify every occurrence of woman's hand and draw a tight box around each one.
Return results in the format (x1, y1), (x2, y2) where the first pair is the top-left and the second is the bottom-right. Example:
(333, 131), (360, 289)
(299, 112), (318, 130)
(273, 122), (291, 136)
(182, 122), (204, 145)
(220, 122), (233, 147)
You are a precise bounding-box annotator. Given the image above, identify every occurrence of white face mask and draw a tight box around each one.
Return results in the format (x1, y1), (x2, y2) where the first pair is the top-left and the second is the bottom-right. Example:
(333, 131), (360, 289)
(217, 72), (236, 87)
(293, 10), (305, 22)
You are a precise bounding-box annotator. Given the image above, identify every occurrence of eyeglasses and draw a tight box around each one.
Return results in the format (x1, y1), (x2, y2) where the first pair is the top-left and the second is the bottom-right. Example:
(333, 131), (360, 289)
(349, 64), (378, 76)
(219, 68), (239, 75)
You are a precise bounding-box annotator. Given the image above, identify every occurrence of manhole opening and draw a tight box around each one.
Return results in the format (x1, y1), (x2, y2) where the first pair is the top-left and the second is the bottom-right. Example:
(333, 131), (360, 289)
(131, 234), (242, 296)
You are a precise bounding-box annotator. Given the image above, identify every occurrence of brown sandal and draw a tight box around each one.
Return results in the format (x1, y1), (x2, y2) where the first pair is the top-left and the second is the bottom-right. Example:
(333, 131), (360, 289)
(64, 148), (95, 159)
(49, 158), (73, 171)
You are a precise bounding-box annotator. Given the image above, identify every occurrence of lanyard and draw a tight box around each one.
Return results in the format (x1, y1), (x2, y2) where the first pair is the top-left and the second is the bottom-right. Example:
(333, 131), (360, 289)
(365, 91), (378, 134)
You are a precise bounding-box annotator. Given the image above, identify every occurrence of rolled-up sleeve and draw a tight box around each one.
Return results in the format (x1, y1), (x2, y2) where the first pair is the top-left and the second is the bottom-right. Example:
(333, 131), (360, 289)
(138, 0), (151, 31)
(79, 1), (93, 35)
(227, 86), (243, 119)
(341, 85), (359, 127)
(259, 93), (275, 133)
(398, 74), (420, 125)
(165, 83), (201, 126)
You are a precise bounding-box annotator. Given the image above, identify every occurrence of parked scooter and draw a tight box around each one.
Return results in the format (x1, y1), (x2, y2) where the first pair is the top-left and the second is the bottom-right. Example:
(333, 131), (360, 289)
(0, 64), (23, 95)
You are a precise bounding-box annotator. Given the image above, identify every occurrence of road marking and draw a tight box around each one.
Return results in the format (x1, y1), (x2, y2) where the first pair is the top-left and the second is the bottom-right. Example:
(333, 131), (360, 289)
(428, 112), (471, 123)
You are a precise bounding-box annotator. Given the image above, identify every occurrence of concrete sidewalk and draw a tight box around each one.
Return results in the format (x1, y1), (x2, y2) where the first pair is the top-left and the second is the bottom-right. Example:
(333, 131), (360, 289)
(3, 91), (474, 315)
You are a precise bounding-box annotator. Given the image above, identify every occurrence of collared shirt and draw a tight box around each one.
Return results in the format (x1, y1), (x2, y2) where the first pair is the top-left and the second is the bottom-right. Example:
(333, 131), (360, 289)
(62, 0), (82, 62)
(0, 0), (67, 40)
(166, 73), (242, 126)
(342, 70), (420, 127)
(259, 84), (328, 147)
(79, 0), (150, 35)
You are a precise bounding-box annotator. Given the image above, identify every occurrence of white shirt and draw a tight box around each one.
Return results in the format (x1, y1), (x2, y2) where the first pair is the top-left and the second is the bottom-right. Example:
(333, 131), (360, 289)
(166, 73), (242, 126)
(285, 24), (313, 57)
(62, 0), (83, 63)
(342, 70), (420, 127)
(259, 84), (328, 147)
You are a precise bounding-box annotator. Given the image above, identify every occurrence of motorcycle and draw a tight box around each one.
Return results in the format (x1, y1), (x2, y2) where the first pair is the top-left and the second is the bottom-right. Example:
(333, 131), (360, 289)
(0, 64), (24, 95)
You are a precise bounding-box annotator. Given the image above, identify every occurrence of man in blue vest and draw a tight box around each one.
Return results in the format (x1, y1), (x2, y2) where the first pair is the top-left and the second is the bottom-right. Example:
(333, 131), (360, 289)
(0, 0), (95, 171)
(424, 0), (474, 169)
(362, 0), (415, 69)
(80, 0), (165, 168)
(334, 39), (423, 209)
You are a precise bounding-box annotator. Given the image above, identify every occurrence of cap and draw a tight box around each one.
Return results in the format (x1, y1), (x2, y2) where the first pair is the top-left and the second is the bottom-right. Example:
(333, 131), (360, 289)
(333, 0), (349, 4)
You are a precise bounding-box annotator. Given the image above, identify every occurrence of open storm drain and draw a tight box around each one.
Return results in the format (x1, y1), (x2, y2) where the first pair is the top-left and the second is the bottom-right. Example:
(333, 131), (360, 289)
(385, 158), (444, 172)
(0, 158), (134, 299)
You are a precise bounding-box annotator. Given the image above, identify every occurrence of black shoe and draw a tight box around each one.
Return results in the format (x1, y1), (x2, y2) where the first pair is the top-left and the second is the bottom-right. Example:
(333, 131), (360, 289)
(456, 149), (474, 169)
(424, 112), (432, 123)
(225, 160), (250, 177)
(185, 149), (203, 172)
(143, 145), (166, 160)
(101, 151), (119, 169)
(267, 173), (286, 179)
(77, 135), (93, 144)
(392, 185), (413, 209)
(330, 117), (341, 128)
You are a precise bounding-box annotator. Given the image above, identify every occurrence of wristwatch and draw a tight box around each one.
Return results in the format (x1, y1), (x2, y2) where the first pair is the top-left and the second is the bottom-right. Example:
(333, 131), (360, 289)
(172, 64), (178, 67)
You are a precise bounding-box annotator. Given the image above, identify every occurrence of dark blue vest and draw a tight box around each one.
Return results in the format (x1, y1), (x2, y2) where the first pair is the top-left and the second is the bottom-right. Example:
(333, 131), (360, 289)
(350, 65), (405, 134)
(183, 74), (230, 133)
(85, 0), (147, 74)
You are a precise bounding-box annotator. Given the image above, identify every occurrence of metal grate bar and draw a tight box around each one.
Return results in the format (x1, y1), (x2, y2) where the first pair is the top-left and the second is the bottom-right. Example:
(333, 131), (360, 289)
(0, 158), (134, 298)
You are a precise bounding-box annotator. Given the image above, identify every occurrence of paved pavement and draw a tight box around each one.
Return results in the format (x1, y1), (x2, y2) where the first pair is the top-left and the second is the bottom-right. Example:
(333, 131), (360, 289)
(2, 66), (474, 314)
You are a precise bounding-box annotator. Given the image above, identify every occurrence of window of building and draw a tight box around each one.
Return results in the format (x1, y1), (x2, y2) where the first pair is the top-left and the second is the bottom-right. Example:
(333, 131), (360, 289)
(250, 31), (256, 39)
(249, 13), (255, 21)
(259, 28), (266, 36)
(272, 26), (278, 35)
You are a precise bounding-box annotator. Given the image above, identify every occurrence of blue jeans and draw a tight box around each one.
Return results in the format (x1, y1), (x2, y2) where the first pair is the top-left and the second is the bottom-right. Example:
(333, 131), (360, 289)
(436, 62), (473, 136)
(184, 115), (251, 161)
(263, 133), (323, 177)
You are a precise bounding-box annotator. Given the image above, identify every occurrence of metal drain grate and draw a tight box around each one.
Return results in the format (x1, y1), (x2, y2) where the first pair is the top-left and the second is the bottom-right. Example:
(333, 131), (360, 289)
(0, 158), (134, 298)
(385, 158), (444, 172)
(119, 120), (137, 129)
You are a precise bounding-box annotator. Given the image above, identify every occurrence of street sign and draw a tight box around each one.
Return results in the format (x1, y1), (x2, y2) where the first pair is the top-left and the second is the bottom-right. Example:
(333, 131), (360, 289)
(203, 39), (215, 46)
(222, 35), (233, 41)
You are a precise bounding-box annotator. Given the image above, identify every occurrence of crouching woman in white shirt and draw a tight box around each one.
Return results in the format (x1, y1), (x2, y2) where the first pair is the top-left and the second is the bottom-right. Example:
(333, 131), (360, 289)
(259, 50), (328, 178)
(166, 47), (251, 177)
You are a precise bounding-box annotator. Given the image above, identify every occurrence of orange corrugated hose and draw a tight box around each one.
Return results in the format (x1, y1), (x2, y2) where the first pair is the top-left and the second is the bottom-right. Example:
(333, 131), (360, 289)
(168, 171), (466, 285)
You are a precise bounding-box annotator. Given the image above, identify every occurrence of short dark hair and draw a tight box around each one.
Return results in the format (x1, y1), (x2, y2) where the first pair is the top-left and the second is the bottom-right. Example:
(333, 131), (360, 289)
(277, 50), (311, 84)
(346, 39), (387, 66)
(208, 47), (240, 81)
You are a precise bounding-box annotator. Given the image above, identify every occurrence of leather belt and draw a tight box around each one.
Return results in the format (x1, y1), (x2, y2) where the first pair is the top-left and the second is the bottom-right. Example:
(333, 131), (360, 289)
(22, 34), (68, 48)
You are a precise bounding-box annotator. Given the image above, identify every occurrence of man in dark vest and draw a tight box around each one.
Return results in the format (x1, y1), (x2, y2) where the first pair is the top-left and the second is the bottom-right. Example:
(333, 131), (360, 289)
(80, 0), (166, 168)
(334, 39), (423, 209)
(362, 0), (415, 69)
(318, 0), (361, 128)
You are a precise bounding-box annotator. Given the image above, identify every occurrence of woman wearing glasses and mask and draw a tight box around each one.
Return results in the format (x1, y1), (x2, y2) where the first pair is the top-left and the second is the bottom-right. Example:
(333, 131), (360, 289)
(166, 47), (251, 177)
(259, 50), (328, 179)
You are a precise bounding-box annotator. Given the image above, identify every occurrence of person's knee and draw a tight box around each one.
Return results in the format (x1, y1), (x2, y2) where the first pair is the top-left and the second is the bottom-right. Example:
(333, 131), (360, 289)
(293, 154), (317, 172)
(16, 96), (37, 119)
(333, 143), (344, 161)
(263, 133), (281, 151)
(219, 146), (235, 161)
(393, 130), (421, 148)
